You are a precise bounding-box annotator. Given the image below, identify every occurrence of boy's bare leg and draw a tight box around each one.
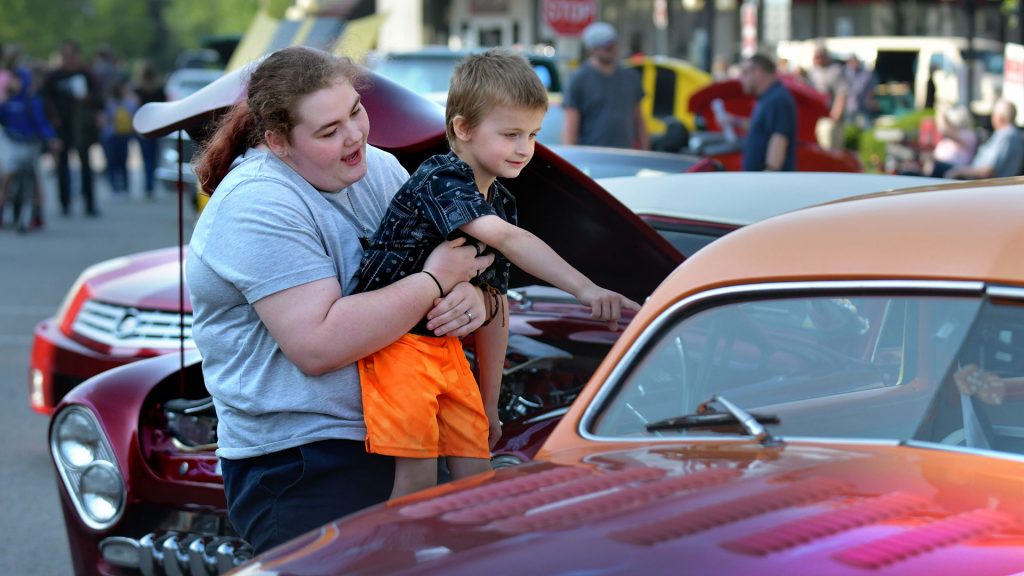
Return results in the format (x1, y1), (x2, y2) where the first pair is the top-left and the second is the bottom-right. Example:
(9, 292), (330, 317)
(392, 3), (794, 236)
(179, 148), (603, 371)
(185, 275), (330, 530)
(391, 457), (439, 499)
(447, 456), (491, 480)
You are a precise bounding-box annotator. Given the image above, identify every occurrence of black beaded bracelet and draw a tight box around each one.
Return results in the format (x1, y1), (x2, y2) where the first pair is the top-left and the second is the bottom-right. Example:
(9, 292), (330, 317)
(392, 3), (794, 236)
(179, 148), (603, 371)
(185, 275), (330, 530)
(422, 270), (445, 298)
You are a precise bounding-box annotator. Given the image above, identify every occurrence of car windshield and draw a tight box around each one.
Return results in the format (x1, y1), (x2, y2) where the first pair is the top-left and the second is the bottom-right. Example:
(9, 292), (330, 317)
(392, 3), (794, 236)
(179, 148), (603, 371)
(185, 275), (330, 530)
(965, 50), (1004, 75)
(591, 291), (1024, 457)
(374, 57), (459, 94)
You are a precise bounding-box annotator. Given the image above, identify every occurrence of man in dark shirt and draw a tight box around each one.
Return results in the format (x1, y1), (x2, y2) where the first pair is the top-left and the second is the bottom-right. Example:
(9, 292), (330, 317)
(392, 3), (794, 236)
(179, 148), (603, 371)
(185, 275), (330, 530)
(42, 40), (102, 216)
(726, 53), (797, 171)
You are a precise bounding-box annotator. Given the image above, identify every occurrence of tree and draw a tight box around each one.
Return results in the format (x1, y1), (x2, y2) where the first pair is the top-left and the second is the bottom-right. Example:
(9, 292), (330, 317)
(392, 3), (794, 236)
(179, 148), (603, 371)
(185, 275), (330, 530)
(0, 0), (259, 72)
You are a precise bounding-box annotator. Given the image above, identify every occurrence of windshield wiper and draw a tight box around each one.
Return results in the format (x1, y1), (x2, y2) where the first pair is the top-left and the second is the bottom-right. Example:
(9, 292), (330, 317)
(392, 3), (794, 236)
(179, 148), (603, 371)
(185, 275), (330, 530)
(645, 395), (783, 447)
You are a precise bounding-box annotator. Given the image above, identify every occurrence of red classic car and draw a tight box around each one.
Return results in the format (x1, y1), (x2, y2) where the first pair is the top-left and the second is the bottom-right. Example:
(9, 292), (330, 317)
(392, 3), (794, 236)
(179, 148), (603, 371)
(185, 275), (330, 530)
(231, 178), (1024, 575)
(686, 76), (862, 173)
(46, 61), (941, 576)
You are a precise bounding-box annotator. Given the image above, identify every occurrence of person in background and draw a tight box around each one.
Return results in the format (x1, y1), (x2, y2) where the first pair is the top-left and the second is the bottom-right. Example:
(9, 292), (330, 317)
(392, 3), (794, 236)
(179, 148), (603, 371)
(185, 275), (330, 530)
(562, 21), (649, 150)
(186, 46), (493, 554)
(100, 80), (138, 197)
(807, 45), (847, 151)
(132, 60), (165, 199)
(0, 44), (15, 224)
(0, 66), (59, 232)
(43, 40), (102, 217)
(842, 55), (878, 129)
(722, 53), (797, 171)
(926, 105), (977, 178)
(946, 98), (1023, 179)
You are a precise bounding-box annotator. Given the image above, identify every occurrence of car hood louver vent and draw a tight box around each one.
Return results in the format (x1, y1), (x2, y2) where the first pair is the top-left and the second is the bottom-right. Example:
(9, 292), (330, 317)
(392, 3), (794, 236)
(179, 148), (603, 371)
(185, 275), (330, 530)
(833, 508), (1011, 569)
(609, 477), (848, 546)
(442, 467), (665, 525)
(490, 467), (741, 535)
(721, 491), (929, 556)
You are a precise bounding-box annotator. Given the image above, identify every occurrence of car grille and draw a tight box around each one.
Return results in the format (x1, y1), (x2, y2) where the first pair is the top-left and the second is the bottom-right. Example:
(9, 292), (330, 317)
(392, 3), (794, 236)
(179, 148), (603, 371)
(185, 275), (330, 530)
(72, 300), (195, 350)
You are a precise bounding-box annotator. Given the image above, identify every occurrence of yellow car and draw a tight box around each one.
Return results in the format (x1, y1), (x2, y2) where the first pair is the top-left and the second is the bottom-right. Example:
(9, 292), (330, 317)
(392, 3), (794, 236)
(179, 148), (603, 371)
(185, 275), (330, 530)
(626, 55), (711, 136)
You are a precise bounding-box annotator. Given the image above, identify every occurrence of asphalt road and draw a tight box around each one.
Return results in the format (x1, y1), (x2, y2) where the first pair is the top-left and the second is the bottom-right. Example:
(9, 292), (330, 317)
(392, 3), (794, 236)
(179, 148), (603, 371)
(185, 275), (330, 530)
(0, 151), (195, 575)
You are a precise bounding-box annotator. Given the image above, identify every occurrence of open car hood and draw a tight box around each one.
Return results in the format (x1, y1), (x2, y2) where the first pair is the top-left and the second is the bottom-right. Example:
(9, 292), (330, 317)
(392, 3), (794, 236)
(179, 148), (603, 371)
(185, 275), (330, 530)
(688, 76), (829, 144)
(133, 61), (680, 302)
(236, 442), (1024, 575)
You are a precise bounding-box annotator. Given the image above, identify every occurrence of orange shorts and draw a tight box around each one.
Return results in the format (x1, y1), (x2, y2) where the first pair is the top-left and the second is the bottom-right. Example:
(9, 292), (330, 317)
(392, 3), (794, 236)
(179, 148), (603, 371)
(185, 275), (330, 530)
(358, 333), (490, 459)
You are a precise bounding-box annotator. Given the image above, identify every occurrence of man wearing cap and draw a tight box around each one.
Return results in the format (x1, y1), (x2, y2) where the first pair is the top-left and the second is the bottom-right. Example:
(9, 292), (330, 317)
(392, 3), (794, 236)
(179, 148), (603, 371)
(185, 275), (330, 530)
(562, 22), (649, 150)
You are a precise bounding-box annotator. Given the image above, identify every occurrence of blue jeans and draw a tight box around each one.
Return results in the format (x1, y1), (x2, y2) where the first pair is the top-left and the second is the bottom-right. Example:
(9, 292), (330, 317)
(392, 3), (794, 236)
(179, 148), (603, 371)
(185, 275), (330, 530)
(220, 439), (394, 553)
(137, 135), (157, 194)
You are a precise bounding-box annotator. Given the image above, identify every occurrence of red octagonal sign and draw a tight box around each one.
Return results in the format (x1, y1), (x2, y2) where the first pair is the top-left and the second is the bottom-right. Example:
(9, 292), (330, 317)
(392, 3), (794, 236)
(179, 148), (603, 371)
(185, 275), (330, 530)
(542, 0), (597, 37)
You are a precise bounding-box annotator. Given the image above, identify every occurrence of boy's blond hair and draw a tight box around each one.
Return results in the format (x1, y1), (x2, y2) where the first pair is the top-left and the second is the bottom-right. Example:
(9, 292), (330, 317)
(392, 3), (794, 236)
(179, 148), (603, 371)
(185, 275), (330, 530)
(445, 48), (548, 149)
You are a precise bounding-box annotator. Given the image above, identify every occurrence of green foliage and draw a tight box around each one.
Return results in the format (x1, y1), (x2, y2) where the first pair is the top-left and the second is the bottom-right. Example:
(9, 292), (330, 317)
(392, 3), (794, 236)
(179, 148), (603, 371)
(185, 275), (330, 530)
(0, 0), (259, 72)
(165, 0), (260, 57)
(857, 109), (936, 173)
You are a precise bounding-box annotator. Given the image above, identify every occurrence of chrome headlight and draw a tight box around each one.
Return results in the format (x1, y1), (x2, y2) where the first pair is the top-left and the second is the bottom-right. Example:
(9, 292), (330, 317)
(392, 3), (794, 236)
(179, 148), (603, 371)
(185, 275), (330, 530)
(80, 462), (125, 524)
(56, 409), (101, 467)
(50, 406), (125, 530)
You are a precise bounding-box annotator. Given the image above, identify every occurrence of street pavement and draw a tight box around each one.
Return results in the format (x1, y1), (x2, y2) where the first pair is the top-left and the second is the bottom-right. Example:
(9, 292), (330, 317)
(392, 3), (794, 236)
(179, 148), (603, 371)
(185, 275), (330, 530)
(0, 150), (196, 574)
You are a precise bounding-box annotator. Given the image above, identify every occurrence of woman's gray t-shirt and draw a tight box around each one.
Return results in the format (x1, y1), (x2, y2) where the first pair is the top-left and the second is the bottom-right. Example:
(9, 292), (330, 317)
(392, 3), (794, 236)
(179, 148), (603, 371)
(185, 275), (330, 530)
(187, 145), (409, 459)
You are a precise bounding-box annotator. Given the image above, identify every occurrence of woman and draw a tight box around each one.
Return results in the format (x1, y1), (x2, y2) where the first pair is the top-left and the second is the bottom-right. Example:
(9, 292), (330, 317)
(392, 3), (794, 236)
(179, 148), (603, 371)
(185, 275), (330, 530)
(187, 46), (493, 554)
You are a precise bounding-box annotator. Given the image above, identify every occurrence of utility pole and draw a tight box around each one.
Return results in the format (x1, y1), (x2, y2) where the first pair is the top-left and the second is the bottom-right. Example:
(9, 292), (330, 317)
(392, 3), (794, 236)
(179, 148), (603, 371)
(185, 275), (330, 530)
(966, 0), (975, 114)
(703, 0), (716, 72)
(1019, 0), (1024, 45)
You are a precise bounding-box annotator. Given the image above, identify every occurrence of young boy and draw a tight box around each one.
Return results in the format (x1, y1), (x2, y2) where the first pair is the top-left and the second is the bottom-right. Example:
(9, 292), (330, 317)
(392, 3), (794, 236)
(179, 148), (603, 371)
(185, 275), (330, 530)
(354, 49), (640, 499)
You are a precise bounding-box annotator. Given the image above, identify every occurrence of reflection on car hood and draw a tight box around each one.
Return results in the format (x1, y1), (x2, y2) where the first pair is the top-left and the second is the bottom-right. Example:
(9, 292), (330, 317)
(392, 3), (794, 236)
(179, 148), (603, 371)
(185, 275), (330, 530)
(238, 442), (1024, 575)
(82, 247), (192, 312)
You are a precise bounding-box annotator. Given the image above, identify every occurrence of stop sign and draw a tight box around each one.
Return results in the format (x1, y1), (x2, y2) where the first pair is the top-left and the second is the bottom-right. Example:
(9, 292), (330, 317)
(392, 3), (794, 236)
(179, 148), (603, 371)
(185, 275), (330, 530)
(542, 0), (597, 36)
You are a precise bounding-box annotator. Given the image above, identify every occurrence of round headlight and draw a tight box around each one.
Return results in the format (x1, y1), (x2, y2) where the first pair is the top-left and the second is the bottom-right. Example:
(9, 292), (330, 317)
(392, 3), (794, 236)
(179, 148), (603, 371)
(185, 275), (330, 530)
(57, 410), (101, 467)
(80, 461), (124, 523)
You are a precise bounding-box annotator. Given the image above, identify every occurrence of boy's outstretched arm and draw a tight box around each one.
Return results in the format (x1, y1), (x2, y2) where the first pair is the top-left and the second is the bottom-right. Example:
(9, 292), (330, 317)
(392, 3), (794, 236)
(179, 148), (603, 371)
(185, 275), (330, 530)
(474, 293), (509, 450)
(461, 215), (641, 330)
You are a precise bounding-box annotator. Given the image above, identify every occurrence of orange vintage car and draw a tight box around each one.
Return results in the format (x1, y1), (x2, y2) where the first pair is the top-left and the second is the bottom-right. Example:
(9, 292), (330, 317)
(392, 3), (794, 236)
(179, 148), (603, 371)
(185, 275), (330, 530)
(233, 179), (1024, 575)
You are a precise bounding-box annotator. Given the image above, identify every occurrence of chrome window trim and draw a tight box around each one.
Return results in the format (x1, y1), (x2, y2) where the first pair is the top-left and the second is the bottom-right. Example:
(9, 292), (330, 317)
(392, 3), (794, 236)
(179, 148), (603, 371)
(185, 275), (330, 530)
(986, 285), (1024, 300)
(579, 279), (987, 443)
(901, 440), (1024, 463)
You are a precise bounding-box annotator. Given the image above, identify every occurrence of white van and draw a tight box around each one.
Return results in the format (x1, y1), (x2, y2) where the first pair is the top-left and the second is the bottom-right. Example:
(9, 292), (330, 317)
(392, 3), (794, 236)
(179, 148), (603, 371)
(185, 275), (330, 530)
(777, 36), (1004, 117)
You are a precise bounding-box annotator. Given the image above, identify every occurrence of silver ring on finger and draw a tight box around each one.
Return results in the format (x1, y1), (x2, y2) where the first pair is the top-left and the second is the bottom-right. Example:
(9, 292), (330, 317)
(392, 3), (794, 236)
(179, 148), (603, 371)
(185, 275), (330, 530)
(465, 310), (474, 322)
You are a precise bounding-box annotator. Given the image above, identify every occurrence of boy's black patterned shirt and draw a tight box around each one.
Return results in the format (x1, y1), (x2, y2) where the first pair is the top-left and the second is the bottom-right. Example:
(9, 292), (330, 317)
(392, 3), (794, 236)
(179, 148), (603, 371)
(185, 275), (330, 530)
(355, 152), (516, 317)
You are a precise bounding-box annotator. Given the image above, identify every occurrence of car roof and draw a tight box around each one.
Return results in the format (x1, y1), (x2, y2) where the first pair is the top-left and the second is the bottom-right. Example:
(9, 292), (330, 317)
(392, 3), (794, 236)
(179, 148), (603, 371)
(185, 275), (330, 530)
(598, 172), (947, 226)
(659, 178), (1024, 304)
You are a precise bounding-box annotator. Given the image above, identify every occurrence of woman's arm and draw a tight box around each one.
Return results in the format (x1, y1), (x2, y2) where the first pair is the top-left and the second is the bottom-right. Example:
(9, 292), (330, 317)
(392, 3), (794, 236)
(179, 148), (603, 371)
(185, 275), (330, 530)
(473, 294), (509, 449)
(461, 215), (640, 329)
(254, 238), (492, 375)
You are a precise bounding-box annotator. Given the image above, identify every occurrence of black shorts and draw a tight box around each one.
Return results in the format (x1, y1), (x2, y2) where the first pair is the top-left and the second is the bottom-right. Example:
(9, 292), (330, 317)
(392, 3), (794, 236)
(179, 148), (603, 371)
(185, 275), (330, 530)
(220, 439), (394, 553)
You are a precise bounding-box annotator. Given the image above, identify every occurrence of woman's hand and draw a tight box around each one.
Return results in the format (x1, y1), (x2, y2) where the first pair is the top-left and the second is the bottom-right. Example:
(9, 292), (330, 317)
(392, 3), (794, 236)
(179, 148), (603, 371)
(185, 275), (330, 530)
(423, 237), (494, 294)
(426, 282), (486, 337)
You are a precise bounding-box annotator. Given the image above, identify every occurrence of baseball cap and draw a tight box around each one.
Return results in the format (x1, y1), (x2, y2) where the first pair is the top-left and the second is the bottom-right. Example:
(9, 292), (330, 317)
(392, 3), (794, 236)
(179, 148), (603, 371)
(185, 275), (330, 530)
(581, 22), (617, 50)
